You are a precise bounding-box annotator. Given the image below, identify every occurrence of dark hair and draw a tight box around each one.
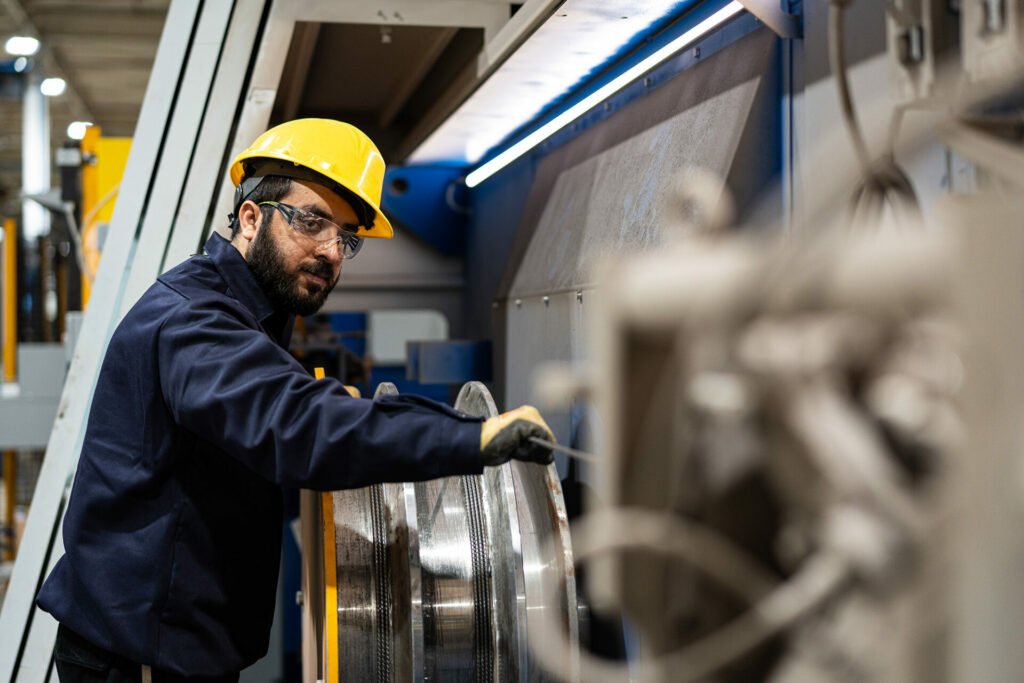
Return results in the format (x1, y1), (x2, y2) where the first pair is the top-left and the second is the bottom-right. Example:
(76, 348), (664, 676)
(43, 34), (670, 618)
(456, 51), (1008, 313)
(229, 175), (292, 238)
(240, 159), (374, 230)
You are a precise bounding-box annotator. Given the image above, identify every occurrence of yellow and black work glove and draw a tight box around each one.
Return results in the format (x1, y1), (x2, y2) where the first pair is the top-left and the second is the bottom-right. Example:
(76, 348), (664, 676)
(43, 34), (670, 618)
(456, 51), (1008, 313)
(480, 405), (556, 467)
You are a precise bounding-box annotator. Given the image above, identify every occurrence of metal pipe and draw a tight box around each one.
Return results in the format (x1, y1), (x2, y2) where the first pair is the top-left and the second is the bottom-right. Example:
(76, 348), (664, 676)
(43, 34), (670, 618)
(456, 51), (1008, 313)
(528, 436), (600, 465)
(22, 69), (50, 242)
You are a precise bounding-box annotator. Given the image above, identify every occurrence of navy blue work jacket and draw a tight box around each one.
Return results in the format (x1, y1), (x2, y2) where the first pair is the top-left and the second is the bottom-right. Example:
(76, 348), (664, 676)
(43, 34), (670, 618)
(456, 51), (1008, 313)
(36, 233), (484, 676)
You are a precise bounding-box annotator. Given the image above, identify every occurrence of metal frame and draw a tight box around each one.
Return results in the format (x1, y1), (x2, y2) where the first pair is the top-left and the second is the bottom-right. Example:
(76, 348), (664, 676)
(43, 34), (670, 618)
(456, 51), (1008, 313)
(163, 0), (268, 267)
(736, 0), (801, 38)
(0, 1), (225, 678)
(291, 0), (511, 27)
(118, 1), (237, 317)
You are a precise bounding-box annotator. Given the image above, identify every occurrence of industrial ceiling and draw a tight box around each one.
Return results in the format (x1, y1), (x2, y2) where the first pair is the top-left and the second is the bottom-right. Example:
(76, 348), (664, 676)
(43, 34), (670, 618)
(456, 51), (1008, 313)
(0, 0), (499, 212)
(0, 0), (171, 207)
(0, 0), (699, 218)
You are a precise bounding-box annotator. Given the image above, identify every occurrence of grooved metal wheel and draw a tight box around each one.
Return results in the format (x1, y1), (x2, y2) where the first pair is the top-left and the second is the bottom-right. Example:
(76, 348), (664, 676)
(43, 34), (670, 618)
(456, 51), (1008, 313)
(314, 382), (579, 682)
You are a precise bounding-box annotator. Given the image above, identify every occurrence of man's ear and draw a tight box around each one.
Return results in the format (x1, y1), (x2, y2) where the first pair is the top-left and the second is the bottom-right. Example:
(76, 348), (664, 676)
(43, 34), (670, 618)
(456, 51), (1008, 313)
(237, 200), (261, 243)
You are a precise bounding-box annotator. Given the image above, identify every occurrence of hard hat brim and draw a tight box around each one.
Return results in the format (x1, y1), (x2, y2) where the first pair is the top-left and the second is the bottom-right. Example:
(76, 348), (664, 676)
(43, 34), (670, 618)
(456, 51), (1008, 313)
(231, 150), (393, 239)
(229, 119), (394, 240)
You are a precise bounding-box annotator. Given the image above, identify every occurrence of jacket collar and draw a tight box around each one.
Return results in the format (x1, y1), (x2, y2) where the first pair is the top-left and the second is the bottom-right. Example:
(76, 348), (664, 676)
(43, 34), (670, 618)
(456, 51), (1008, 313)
(204, 232), (295, 347)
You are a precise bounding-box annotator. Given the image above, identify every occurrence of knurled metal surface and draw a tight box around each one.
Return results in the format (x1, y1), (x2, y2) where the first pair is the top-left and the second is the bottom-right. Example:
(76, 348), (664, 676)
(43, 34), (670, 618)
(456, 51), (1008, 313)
(461, 474), (495, 682)
(323, 381), (577, 681)
(370, 483), (394, 682)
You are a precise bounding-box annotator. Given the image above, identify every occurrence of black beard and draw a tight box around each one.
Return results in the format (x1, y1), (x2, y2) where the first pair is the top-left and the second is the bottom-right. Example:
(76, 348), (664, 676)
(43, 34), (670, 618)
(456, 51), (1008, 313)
(246, 226), (338, 316)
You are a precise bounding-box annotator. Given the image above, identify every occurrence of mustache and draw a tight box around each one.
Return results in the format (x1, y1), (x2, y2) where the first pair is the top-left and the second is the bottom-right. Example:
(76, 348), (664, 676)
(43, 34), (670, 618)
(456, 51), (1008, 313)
(299, 260), (335, 281)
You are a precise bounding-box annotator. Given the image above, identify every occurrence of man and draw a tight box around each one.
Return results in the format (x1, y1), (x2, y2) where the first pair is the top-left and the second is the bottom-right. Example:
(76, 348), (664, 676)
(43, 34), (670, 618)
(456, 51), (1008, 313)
(36, 119), (554, 681)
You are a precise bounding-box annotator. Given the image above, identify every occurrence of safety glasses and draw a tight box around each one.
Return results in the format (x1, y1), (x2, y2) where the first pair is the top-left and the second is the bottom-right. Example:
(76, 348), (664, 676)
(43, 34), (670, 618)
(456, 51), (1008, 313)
(259, 201), (364, 259)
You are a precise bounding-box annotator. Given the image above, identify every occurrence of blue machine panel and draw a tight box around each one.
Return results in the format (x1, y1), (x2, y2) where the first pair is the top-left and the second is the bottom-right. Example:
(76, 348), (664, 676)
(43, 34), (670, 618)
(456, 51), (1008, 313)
(406, 340), (493, 385)
(380, 166), (469, 256)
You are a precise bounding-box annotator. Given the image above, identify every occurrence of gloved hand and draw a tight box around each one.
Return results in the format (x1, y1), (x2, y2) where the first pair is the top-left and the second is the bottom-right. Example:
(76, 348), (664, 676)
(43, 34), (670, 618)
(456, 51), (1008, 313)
(480, 405), (556, 466)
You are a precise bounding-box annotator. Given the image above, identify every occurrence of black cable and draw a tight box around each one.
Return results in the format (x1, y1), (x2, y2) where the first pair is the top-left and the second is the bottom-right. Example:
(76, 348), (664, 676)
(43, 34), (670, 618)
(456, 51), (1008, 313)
(830, 0), (923, 226)
(829, 1), (872, 176)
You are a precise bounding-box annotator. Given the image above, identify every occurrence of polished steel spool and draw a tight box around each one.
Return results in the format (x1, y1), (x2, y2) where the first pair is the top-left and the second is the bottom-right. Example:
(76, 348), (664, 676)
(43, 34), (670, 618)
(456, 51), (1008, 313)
(322, 381), (578, 682)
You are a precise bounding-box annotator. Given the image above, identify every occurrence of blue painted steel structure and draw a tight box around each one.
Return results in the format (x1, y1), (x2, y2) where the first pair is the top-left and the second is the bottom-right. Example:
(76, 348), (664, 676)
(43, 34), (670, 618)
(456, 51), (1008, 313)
(369, 1), (791, 399)
(382, 1), (779, 260)
(369, 365), (450, 402)
(462, 6), (780, 340)
(380, 165), (469, 256)
(406, 340), (493, 384)
(465, 0), (764, 188)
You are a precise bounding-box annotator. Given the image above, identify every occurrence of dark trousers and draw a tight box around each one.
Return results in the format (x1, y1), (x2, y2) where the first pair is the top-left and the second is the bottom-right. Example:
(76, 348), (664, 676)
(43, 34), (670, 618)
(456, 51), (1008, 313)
(54, 624), (240, 683)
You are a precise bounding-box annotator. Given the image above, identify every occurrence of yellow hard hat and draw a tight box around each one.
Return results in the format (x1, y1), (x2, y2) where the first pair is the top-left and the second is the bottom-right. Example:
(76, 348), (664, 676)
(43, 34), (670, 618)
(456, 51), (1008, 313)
(230, 118), (393, 239)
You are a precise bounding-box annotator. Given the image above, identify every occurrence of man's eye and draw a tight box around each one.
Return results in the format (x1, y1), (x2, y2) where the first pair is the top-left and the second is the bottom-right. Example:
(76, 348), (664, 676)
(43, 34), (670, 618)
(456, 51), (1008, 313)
(296, 216), (321, 232)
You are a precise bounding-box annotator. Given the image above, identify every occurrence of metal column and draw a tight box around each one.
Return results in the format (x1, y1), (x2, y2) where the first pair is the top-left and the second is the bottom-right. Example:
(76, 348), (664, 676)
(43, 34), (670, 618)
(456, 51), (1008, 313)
(21, 71), (49, 243)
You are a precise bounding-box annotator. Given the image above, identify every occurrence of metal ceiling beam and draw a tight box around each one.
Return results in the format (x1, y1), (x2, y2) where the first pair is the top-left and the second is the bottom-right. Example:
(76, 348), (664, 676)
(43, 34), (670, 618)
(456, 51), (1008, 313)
(275, 21), (321, 122)
(735, 0), (801, 38)
(212, 0), (516, 233)
(13, 0), (167, 9)
(476, 0), (563, 75)
(377, 26), (458, 128)
(395, 0), (561, 160)
(0, 0), (96, 123)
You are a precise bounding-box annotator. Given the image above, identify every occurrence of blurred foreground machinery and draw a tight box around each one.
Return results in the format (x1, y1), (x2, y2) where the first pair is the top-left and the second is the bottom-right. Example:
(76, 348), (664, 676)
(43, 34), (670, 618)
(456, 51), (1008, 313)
(293, 168), (1024, 682)
(294, 191), (1024, 682)
(514, 0), (1024, 674)
(527, 180), (1024, 682)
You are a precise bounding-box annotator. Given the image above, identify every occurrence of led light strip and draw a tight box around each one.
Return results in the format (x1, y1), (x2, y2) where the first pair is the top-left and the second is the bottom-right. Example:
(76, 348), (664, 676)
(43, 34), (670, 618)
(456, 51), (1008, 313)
(465, 1), (745, 188)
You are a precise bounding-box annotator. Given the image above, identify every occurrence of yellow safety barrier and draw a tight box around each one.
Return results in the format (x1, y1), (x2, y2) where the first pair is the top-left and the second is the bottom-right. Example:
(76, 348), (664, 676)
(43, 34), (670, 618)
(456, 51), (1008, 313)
(80, 127), (131, 307)
(2, 217), (16, 561)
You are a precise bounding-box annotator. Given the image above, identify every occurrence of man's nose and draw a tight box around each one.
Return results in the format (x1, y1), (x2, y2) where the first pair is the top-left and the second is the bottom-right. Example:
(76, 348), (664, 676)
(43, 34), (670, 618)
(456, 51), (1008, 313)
(317, 240), (343, 264)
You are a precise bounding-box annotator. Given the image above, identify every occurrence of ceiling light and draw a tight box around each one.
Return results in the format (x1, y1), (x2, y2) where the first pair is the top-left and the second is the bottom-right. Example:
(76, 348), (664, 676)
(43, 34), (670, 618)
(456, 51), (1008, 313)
(465, 1), (744, 188)
(4, 35), (40, 56)
(13, 57), (28, 72)
(40, 77), (66, 97)
(67, 121), (92, 140)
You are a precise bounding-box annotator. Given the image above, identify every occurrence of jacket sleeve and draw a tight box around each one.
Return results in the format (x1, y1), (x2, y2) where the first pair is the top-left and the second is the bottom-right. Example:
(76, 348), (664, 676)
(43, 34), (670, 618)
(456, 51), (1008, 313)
(156, 296), (484, 490)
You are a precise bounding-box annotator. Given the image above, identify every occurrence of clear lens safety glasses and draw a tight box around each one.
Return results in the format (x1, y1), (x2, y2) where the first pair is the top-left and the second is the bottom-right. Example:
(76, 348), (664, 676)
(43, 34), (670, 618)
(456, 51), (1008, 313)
(259, 201), (364, 259)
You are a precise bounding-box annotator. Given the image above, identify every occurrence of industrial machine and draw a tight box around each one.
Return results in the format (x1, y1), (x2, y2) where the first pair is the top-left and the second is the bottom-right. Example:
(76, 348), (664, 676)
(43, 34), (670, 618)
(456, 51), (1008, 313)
(302, 381), (577, 682)
(2, 0), (1024, 681)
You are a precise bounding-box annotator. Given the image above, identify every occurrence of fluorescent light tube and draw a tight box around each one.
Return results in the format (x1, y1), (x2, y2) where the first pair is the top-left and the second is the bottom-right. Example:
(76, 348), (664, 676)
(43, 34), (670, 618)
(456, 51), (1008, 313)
(465, 1), (744, 188)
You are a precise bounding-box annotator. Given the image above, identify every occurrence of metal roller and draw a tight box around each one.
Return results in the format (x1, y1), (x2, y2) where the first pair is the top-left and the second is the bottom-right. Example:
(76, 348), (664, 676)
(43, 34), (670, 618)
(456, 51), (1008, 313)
(316, 382), (579, 682)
